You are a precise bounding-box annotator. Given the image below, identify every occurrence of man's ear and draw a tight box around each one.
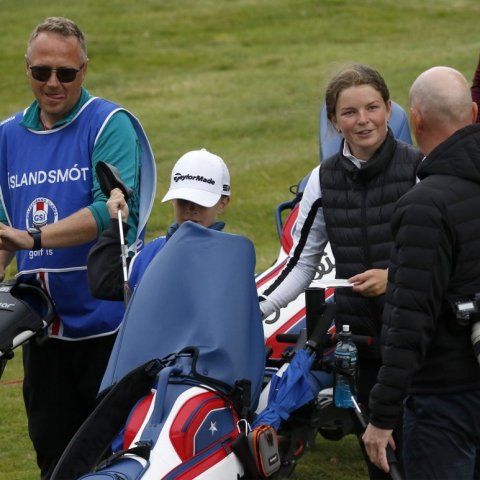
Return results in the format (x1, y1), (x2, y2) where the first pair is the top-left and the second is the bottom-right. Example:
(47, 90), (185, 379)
(409, 107), (423, 137)
(471, 101), (478, 124)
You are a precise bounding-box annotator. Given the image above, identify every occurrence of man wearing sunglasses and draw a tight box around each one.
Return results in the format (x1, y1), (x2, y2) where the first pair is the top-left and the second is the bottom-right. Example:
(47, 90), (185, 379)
(0, 17), (155, 479)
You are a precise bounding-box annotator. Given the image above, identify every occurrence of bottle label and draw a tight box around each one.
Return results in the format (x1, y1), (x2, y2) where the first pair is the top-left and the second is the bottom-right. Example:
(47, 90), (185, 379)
(335, 351), (358, 370)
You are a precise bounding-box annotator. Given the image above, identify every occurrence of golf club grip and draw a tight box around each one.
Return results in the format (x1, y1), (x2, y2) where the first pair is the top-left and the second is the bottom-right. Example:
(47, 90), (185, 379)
(386, 445), (403, 480)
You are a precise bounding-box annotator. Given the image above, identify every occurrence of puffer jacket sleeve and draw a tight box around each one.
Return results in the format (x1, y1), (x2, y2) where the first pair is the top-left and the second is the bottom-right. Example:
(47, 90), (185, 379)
(368, 183), (453, 429)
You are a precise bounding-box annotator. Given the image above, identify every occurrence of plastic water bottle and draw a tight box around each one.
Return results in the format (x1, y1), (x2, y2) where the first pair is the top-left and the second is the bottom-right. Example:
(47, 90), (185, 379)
(333, 324), (358, 408)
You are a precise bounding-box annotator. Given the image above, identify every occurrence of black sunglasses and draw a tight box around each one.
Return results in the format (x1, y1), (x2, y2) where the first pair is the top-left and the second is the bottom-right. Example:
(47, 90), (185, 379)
(28, 64), (85, 83)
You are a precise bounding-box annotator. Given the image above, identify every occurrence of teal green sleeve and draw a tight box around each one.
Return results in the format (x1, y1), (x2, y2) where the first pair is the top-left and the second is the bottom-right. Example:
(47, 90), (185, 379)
(0, 202), (7, 224)
(88, 110), (141, 247)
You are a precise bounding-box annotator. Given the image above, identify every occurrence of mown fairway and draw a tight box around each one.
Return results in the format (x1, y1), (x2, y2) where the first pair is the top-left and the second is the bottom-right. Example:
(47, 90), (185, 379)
(1, 1), (479, 478)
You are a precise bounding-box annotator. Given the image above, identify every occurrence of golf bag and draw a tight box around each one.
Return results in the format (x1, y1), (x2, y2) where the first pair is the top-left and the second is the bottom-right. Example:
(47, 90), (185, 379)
(0, 278), (55, 379)
(49, 175), (384, 479)
(255, 176), (356, 444)
(255, 178), (403, 479)
(52, 222), (266, 479)
(256, 173), (337, 363)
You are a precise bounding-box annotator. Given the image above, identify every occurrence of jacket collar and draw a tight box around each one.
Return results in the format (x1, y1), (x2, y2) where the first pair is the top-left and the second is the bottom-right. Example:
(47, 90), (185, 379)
(340, 128), (397, 184)
(166, 221), (226, 240)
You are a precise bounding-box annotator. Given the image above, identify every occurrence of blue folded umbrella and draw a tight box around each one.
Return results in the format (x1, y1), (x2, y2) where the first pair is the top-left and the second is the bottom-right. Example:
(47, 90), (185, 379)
(252, 348), (317, 430)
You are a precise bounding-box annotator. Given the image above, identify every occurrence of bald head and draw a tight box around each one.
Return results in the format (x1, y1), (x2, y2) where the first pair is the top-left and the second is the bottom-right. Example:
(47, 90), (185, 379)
(410, 67), (474, 127)
(409, 66), (477, 154)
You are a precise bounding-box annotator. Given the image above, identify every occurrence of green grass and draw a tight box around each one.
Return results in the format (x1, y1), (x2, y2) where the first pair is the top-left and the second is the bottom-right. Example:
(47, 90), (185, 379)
(0, 0), (479, 478)
(2, 0), (479, 270)
(0, 356), (35, 479)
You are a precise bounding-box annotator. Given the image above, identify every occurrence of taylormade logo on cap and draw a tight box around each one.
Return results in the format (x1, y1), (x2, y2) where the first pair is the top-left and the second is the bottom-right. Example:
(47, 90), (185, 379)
(161, 148), (231, 208)
(172, 173), (216, 186)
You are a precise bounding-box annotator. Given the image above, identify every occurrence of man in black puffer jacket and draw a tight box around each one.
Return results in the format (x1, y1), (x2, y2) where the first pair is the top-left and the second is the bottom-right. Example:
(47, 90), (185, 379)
(363, 66), (480, 479)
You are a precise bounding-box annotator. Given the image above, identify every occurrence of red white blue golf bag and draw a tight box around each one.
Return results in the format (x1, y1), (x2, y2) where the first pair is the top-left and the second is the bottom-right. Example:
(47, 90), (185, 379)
(255, 175), (337, 364)
(254, 174), (357, 444)
(52, 222), (266, 479)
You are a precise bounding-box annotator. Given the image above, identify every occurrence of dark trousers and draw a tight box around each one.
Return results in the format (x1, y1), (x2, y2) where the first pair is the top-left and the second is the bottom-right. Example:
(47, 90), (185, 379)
(403, 391), (480, 480)
(22, 334), (116, 480)
(354, 359), (404, 480)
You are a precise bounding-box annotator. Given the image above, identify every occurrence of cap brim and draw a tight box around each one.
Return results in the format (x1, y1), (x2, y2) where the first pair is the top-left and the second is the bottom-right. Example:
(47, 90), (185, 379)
(161, 188), (221, 208)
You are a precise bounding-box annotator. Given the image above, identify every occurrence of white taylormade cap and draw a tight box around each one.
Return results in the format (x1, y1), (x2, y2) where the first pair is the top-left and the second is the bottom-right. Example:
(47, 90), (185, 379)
(161, 149), (231, 208)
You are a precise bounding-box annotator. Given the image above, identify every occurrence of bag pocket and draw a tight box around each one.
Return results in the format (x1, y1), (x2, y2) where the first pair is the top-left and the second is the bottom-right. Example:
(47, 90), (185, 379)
(79, 454), (149, 480)
(247, 425), (281, 478)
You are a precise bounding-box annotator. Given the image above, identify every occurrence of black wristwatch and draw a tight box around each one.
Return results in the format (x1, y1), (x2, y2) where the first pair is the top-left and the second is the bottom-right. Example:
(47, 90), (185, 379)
(27, 227), (42, 251)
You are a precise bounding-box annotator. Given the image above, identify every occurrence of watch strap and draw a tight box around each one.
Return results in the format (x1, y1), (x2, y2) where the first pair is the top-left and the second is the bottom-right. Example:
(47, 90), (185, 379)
(28, 228), (42, 251)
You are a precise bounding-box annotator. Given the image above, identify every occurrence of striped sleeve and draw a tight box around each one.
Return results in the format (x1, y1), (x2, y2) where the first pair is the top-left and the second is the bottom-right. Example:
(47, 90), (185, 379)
(260, 166), (329, 317)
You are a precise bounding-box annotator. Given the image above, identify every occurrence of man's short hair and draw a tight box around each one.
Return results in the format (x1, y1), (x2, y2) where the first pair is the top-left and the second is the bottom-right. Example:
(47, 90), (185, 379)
(27, 17), (88, 62)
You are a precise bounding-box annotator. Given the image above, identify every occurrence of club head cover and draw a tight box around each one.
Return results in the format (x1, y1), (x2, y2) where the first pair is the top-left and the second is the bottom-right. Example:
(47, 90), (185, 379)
(96, 161), (134, 200)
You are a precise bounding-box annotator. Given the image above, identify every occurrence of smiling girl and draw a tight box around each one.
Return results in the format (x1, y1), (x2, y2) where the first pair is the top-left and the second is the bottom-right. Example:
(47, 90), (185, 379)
(258, 63), (423, 479)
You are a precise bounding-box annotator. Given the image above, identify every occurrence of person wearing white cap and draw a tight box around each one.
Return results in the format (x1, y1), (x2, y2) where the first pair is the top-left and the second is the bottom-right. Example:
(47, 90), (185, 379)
(162, 148), (231, 206)
(87, 148), (231, 300)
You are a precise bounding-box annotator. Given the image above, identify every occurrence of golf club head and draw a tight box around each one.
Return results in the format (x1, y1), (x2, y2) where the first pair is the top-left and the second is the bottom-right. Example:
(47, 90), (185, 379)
(96, 161), (134, 200)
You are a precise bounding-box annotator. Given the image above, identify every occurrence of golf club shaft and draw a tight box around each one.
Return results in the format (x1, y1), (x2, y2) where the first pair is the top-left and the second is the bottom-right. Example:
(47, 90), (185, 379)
(117, 210), (129, 283)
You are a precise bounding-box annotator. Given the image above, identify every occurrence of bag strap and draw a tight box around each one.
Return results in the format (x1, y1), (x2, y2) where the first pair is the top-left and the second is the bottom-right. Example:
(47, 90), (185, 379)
(180, 346), (253, 420)
(51, 358), (162, 480)
(231, 432), (260, 480)
(94, 441), (151, 471)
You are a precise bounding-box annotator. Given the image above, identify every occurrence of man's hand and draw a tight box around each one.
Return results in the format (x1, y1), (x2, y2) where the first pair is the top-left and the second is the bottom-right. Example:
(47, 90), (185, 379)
(107, 188), (129, 222)
(0, 224), (33, 251)
(1, 209), (97, 251)
(362, 423), (395, 473)
(349, 269), (388, 297)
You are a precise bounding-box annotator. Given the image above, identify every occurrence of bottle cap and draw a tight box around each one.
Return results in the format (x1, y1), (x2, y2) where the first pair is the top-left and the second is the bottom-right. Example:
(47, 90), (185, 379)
(342, 324), (350, 333)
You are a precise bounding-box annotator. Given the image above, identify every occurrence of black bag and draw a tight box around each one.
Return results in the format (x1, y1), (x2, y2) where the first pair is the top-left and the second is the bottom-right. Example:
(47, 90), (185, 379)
(0, 279), (55, 354)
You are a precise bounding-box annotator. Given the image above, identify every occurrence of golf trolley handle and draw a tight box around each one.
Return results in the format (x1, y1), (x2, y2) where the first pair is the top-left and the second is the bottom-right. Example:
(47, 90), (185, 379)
(330, 332), (376, 346)
(304, 287), (337, 354)
(275, 333), (302, 344)
(274, 175), (309, 240)
(276, 332), (376, 347)
(274, 288), (336, 353)
(275, 198), (298, 240)
(276, 286), (377, 351)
